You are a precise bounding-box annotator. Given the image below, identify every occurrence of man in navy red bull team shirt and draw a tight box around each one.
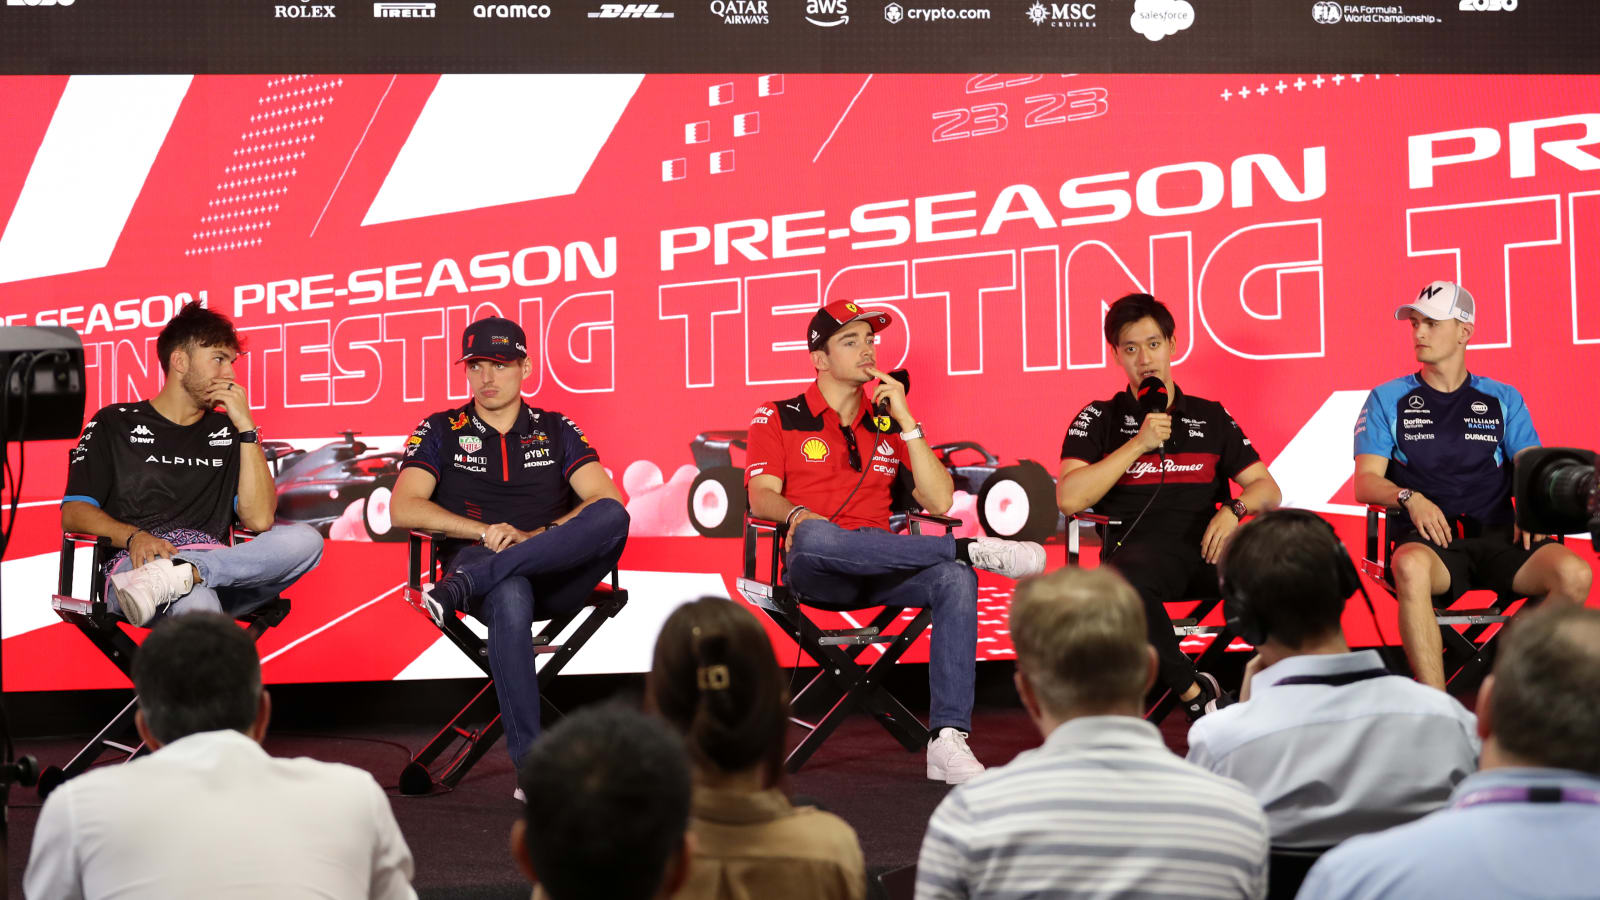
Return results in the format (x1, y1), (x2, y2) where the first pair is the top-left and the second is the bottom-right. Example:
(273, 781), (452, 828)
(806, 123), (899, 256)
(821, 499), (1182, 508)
(1354, 281), (1592, 689)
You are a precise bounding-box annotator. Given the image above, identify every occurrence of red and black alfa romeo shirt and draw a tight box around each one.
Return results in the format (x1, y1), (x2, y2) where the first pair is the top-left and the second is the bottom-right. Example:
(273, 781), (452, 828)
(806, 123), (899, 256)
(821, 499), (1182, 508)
(745, 383), (913, 532)
(1060, 385), (1259, 544)
(401, 402), (598, 536)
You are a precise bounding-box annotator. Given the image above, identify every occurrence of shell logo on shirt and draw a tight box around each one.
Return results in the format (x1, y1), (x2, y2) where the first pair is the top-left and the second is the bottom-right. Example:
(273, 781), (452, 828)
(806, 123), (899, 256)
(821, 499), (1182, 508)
(800, 437), (830, 461)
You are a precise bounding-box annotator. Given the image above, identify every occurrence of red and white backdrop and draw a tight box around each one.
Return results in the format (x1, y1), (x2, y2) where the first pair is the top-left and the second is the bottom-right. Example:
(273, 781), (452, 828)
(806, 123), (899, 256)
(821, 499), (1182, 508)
(1, 73), (1596, 690)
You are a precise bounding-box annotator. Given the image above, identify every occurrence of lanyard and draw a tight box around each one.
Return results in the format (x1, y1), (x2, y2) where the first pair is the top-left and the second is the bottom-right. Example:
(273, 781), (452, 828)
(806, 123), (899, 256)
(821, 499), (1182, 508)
(1272, 667), (1390, 688)
(1457, 786), (1600, 809)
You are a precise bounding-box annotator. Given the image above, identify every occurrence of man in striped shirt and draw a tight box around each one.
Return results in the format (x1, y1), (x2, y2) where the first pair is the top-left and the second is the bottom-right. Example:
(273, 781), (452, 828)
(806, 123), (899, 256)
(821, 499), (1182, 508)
(916, 567), (1268, 899)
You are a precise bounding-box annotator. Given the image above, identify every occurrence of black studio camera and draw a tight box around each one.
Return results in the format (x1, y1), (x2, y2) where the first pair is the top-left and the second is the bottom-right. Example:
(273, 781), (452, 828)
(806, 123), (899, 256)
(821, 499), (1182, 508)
(1514, 447), (1599, 542)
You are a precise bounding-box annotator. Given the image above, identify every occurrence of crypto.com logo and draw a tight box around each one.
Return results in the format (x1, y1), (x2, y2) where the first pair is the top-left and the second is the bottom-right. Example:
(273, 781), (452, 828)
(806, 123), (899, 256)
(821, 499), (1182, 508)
(1312, 1), (1341, 24)
(589, 2), (675, 15)
(806, 0), (848, 26)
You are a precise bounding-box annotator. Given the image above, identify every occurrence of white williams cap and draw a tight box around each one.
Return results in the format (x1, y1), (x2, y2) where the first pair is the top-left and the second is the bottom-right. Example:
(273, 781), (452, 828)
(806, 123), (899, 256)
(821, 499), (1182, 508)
(1395, 280), (1474, 324)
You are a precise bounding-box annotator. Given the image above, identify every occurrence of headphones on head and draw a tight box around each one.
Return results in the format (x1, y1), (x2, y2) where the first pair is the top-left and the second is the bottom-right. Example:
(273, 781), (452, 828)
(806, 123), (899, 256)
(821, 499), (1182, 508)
(1220, 509), (1362, 648)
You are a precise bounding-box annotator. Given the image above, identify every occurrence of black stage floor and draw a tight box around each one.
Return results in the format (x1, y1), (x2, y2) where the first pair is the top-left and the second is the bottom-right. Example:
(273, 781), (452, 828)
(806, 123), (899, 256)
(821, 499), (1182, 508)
(2, 672), (1198, 899)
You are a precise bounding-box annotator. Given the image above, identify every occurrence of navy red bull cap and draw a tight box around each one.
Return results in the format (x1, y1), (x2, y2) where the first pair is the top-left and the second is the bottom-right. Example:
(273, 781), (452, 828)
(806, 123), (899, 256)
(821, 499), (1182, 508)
(457, 316), (528, 363)
(806, 300), (893, 352)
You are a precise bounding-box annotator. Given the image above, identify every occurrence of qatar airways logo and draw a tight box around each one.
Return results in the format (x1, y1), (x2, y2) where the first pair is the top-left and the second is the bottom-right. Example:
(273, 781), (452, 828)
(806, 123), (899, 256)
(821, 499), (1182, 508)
(1126, 459), (1204, 477)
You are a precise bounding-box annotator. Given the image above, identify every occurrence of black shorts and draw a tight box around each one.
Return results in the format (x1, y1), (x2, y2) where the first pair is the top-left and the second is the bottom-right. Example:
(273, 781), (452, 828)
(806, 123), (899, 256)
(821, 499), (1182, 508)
(1393, 523), (1553, 603)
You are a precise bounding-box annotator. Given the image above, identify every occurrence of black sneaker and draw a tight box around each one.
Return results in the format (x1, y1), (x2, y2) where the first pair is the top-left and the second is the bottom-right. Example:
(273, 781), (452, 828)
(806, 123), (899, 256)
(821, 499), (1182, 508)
(1183, 671), (1236, 722)
(419, 571), (472, 626)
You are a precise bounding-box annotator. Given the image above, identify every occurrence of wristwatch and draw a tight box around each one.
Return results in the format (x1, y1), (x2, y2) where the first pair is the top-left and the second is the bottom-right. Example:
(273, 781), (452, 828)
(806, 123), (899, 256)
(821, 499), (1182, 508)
(1228, 498), (1249, 519)
(1396, 488), (1414, 507)
(238, 429), (260, 444)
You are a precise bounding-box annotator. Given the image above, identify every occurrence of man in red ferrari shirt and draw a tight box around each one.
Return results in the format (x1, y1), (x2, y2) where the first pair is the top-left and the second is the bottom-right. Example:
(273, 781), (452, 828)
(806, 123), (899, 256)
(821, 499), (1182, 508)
(744, 301), (1046, 784)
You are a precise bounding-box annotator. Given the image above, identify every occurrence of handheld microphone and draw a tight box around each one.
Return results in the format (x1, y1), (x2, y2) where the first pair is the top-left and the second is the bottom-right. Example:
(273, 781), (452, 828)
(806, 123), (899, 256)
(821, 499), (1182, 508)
(1137, 376), (1168, 461)
(874, 369), (911, 431)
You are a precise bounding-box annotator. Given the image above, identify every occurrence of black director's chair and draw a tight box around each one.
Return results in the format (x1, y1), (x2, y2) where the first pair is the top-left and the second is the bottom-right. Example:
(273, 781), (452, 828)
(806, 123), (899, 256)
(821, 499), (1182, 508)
(1066, 512), (1237, 723)
(397, 531), (627, 793)
(736, 510), (960, 773)
(1359, 505), (1555, 695)
(39, 530), (292, 799)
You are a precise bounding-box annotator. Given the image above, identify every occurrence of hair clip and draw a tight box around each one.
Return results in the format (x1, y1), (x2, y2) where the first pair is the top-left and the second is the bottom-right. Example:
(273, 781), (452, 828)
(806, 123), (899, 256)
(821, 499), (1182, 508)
(697, 664), (730, 691)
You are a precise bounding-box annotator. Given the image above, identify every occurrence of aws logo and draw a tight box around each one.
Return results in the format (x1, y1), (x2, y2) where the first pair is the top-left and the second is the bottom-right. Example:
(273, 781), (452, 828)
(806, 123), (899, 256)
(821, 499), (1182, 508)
(800, 437), (830, 462)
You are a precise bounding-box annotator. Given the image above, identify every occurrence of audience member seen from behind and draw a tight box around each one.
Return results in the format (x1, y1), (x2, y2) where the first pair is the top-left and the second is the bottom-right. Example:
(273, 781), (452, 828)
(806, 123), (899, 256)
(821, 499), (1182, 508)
(1299, 604), (1600, 900)
(24, 613), (416, 900)
(512, 705), (694, 900)
(916, 567), (1269, 900)
(648, 596), (867, 900)
(1187, 508), (1479, 848)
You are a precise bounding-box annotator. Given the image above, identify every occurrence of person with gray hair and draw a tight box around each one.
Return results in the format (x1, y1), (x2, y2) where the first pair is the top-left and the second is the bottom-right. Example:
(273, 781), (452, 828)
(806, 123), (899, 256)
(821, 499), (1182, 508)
(1299, 604), (1600, 899)
(915, 567), (1269, 900)
(24, 613), (416, 900)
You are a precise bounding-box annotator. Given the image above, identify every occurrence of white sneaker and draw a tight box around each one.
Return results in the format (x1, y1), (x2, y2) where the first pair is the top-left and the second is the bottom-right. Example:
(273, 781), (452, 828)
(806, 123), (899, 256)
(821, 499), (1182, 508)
(418, 582), (447, 627)
(927, 728), (985, 785)
(109, 559), (196, 627)
(967, 537), (1047, 579)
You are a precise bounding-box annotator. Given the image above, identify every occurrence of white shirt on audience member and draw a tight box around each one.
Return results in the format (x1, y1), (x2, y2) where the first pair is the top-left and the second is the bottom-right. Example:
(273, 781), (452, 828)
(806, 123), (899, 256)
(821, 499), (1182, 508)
(25, 729), (417, 900)
(1186, 649), (1479, 848)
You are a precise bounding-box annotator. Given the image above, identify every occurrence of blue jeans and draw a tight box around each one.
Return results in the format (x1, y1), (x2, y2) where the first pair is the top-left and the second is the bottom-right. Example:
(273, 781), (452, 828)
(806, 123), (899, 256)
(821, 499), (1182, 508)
(782, 518), (977, 733)
(106, 524), (324, 621)
(444, 498), (630, 765)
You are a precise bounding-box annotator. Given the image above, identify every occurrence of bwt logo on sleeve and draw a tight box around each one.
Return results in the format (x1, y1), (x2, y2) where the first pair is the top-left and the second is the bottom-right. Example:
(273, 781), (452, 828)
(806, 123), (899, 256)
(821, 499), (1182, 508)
(589, 3), (675, 16)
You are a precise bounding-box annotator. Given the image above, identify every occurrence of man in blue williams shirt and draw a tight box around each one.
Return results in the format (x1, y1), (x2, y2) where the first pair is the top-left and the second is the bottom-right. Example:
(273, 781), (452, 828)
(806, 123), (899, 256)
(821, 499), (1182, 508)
(1187, 509), (1479, 848)
(1299, 604), (1600, 899)
(1353, 281), (1592, 689)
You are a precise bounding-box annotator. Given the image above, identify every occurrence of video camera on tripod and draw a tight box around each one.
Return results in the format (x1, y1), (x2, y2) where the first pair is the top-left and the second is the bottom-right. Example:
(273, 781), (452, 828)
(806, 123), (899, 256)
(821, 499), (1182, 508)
(1514, 447), (1599, 551)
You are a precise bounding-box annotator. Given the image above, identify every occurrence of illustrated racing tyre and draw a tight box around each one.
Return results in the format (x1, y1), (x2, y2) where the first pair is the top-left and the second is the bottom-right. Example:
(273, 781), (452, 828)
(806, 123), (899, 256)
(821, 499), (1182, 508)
(688, 466), (746, 538)
(362, 485), (404, 542)
(977, 460), (1058, 543)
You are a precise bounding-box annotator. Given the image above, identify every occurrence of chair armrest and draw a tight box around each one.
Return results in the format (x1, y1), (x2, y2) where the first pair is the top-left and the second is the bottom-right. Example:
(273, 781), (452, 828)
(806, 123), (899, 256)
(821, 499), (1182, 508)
(1065, 512), (1120, 565)
(741, 516), (787, 583)
(906, 511), (960, 536)
(406, 531), (448, 589)
(1362, 505), (1392, 580)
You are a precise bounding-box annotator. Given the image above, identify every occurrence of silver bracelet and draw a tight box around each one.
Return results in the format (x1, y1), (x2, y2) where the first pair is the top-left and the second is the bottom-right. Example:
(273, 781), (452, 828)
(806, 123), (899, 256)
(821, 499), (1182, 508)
(901, 423), (924, 442)
(785, 505), (809, 527)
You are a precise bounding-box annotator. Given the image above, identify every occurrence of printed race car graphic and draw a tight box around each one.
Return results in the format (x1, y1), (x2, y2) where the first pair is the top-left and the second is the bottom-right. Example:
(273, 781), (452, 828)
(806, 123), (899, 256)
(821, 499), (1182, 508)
(684, 430), (1061, 542)
(269, 431), (406, 542)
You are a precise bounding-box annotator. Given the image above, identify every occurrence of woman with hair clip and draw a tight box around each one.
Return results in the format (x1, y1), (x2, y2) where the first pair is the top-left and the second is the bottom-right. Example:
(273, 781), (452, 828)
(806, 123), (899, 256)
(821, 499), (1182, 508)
(646, 596), (866, 900)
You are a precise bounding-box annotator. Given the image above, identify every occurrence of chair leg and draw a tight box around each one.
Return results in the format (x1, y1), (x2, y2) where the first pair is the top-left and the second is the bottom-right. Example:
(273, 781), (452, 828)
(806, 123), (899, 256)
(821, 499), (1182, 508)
(409, 680), (504, 776)
(61, 695), (145, 777)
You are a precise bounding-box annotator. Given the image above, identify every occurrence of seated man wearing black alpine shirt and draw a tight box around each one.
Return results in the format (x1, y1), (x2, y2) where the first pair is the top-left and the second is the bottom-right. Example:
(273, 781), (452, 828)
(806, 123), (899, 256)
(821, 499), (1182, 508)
(61, 302), (324, 626)
(1354, 280), (1592, 689)
(1057, 293), (1281, 721)
(745, 300), (1047, 785)
(390, 317), (629, 774)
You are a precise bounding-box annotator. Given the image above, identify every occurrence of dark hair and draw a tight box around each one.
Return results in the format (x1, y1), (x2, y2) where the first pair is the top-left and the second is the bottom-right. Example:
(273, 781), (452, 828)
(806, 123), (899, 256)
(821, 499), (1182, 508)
(156, 302), (240, 375)
(518, 705), (692, 900)
(647, 596), (788, 785)
(1102, 293), (1175, 347)
(1491, 605), (1600, 774)
(1218, 509), (1350, 649)
(132, 612), (262, 744)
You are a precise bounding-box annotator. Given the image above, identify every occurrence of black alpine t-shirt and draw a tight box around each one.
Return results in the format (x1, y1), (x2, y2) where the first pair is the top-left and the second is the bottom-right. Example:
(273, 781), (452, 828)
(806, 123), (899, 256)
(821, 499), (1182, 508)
(1060, 386), (1260, 545)
(63, 401), (243, 546)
